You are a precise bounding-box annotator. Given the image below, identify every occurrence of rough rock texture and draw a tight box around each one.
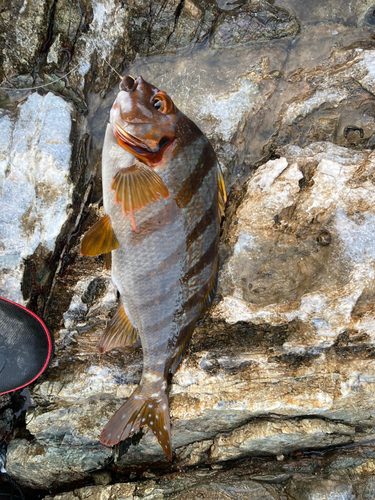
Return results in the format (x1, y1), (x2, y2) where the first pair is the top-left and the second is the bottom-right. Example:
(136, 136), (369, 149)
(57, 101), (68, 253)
(1, 1), (375, 499)
(216, 143), (375, 344)
(0, 92), (73, 303)
(41, 452), (375, 499)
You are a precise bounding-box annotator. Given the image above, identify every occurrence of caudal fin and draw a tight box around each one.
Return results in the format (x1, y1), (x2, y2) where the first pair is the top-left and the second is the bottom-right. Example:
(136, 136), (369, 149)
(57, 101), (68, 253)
(100, 384), (172, 460)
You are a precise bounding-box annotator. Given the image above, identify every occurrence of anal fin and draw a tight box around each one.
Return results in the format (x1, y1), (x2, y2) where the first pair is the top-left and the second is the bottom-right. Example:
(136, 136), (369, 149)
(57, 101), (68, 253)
(98, 302), (138, 353)
(111, 163), (169, 232)
(80, 215), (119, 256)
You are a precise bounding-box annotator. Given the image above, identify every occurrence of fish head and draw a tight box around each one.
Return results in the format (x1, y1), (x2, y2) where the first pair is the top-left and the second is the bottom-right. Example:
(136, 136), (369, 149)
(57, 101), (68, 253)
(110, 76), (178, 166)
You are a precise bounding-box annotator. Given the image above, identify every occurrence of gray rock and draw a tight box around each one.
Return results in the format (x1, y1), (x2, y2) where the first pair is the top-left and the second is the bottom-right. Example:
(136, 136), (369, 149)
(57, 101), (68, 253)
(0, 92), (73, 303)
(210, 419), (355, 461)
(286, 477), (355, 500)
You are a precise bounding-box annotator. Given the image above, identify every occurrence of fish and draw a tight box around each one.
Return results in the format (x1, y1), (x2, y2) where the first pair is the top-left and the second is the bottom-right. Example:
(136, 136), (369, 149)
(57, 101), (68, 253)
(80, 75), (226, 460)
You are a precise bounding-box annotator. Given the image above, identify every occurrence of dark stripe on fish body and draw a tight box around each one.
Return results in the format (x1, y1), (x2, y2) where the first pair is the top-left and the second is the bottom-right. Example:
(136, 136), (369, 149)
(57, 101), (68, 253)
(182, 238), (217, 284)
(142, 278), (180, 309)
(175, 142), (216, 208)
(180, 275), (212, 315)
(142, 241), (186, 281)
(186, 199), (217, 248)
(145, 311), (176, 334)
(129, 202), (180, 243)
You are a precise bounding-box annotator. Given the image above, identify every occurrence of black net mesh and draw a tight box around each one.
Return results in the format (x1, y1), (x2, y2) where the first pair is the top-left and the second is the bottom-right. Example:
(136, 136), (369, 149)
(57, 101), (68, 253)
(0, 298), (52, 395)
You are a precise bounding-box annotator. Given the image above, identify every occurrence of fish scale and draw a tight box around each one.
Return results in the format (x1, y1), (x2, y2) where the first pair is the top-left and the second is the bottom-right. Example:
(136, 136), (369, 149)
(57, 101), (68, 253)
(80, 75), (225, 459)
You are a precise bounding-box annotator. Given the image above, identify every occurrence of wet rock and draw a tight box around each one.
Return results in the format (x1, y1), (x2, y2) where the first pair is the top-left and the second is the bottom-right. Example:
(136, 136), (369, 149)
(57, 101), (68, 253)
(129, 0), (217, 57)
(67, 0), (129, 96)
(0, 0), (50, 79)
(0, 92), (73, 303)
(210, 419), (355, 461)
(286, 477), (355, 500)
(215, 142), (375, 347)
(42, 453), (375, 499)
(211, 1), (299, 48)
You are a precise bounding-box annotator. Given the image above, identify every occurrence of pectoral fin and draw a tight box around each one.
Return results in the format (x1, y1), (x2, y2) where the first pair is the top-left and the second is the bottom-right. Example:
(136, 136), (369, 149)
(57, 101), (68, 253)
(80, 215), (119, 256)
(111, 164), (169, 232)
(98, 302), (138, 353)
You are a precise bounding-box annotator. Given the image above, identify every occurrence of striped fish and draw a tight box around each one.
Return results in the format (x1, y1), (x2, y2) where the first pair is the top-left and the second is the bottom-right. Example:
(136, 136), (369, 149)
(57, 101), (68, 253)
(80, 75), (226, 460)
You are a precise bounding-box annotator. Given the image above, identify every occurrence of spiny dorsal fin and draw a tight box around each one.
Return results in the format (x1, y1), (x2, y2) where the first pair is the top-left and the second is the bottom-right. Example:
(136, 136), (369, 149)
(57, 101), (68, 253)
(80, 215), (119, 256)
(111, 163), (169, 232)
(100, 382), (172, 460)
(98, 302), (138, 353)
(217, 164), (227, 220)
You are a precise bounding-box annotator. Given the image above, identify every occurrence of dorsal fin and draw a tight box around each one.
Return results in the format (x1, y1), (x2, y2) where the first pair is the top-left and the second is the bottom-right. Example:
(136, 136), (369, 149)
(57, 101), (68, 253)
(98, 302), (138, 353)
(80, 215), (119, 256)
(111, 163), (169, 232)
(217, 164), (227, 220)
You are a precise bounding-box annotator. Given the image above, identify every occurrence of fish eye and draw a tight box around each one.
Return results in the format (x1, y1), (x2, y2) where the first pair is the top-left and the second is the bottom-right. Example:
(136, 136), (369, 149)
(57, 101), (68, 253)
(152, 92), (174, 114)
(153, 98), (165, 112)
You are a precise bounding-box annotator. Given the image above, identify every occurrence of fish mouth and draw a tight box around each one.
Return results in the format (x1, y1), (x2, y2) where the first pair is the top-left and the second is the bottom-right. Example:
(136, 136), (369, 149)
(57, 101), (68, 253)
(114, 123), (174, 165)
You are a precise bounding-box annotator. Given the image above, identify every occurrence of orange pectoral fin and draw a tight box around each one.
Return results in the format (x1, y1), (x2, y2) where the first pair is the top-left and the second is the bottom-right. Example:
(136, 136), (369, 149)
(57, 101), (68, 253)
(98, 302), (138, 353)
(111, 164), (169, 232)
(80, 215), (119, 256)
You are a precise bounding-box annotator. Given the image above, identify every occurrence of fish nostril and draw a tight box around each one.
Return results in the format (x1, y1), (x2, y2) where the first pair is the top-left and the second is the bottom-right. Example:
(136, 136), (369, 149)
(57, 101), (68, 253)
(120, 75), (136, 92)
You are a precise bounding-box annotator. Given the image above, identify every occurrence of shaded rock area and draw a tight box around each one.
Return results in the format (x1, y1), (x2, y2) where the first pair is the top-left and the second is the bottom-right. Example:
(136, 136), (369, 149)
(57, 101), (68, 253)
(42, 451), (375, 499)
(1, 0), (375, 499)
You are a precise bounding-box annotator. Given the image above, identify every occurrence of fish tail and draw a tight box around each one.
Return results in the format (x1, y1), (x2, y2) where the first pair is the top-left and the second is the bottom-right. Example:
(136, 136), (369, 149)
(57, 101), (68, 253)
(100, 382), (172, 460)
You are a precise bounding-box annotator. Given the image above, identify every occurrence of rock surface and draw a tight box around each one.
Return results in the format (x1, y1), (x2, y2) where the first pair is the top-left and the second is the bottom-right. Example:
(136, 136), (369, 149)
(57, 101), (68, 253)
(1, 0), (375, 499)
(42, 451), (375, 499)
(0, 92), (73, 303)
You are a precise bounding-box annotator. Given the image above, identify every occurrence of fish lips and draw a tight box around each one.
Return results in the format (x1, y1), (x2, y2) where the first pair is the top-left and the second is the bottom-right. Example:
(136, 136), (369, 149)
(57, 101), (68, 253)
(113, 123), (175, 164)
